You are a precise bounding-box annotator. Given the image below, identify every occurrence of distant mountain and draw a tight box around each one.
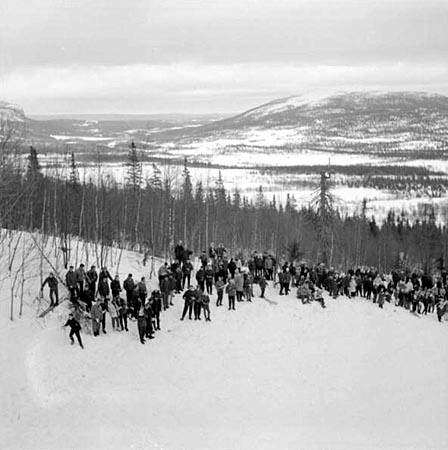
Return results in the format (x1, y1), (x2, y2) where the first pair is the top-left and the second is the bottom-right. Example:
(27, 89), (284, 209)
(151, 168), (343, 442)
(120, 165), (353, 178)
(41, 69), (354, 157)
(140, 91), (448, 162)
(147, 91), (448, 139)
(0, 101), (26, 122)
(3, 92), (448, 162)
(227, 91), (448, 127)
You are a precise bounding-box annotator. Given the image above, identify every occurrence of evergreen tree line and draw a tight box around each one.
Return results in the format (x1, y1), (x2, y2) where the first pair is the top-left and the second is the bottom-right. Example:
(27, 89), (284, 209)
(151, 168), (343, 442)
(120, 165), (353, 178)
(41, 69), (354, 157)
(0, 143), (447, 274)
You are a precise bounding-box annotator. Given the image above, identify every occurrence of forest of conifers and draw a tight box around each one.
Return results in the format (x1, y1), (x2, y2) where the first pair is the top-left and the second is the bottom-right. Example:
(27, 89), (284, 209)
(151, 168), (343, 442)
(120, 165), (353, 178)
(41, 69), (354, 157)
(0, 142), (446, 274)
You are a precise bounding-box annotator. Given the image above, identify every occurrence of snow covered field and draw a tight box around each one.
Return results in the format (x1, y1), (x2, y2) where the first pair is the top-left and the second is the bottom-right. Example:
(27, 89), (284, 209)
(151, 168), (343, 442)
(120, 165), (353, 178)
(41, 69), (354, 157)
(1, 238), (448, 450)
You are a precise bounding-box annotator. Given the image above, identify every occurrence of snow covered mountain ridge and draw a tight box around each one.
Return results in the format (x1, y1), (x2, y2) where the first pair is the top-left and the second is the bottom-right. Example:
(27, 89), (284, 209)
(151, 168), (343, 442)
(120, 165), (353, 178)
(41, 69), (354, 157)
(0, 100), (26, 122)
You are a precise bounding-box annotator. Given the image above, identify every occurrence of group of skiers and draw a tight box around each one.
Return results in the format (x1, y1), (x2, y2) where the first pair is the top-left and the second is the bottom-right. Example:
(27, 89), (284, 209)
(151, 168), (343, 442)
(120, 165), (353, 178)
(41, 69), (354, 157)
(42, 241), (448, 348)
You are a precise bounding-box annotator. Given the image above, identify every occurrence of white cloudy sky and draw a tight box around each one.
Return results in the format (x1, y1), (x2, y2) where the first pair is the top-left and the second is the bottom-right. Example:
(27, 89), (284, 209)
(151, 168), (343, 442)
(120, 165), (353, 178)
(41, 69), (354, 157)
(1, 0), (447, 114)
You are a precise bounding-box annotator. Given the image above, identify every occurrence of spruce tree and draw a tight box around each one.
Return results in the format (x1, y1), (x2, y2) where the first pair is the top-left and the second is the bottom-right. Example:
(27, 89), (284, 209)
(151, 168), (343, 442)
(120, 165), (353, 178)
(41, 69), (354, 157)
(125, 141), (142, 191)
(26, 146), (42, 183)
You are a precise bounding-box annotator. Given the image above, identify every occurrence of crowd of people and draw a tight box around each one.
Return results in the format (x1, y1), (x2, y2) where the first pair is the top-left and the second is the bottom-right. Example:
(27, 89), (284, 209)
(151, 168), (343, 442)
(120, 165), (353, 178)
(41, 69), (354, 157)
(40, 240), (448, 348)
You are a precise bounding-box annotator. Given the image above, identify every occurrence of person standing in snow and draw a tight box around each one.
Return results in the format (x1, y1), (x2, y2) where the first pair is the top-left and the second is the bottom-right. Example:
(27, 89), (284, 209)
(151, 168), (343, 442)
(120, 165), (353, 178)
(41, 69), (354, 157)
(258, 275), (267, 298)
(348, 275), (357, 298)
(109, 297), (120, 331)
(234, 269), (244, 301)
(41, 272), (59, 306)
(182, 259), (194, 290)
(144, 300), (155, 340)
(160, 274), (171, 310)
(63, 313), (84, 348)
(174, 240), (185, 264)
(377, 286), (386, 309)
(111, 275), (122, 299)
(137, 277), (148, 305)
(202, 291), (211, 321)
(243, 272), (253, 301)
(123, 274), (135, 311)
(200, 250), (208, 269)
(136, 299), (149, 344)
(65, 266), (77, 302)
(91, 298), (103, 336)
(86, 265), (98, 295)
(118, 296), (129, 331)
(205, 264), (214, 295)
(98, 276), (111, 301)
(151, 290), (162, 330)
(75, 264), (87, 300)
(226, 278), (237, 310)
(193, 288), (203, 320)
(215, 276), (225, 306)
(196, 266), (206, 292)
(180, 285), (196, 320)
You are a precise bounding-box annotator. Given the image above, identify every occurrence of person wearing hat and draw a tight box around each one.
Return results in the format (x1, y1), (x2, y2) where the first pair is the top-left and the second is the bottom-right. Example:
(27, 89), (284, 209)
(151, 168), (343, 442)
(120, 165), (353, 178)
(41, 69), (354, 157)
(63, 313), (84, 348)
(41, 272), (59, 306)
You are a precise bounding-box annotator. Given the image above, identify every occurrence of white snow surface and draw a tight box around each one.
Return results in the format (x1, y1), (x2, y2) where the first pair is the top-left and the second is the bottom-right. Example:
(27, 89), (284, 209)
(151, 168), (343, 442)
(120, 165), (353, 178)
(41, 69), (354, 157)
(1, 233), (448, 450)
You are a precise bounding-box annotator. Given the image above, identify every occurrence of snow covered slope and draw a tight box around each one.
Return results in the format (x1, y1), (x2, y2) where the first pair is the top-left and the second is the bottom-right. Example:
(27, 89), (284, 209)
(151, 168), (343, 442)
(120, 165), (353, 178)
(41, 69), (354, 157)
(1, 234), (447, 450)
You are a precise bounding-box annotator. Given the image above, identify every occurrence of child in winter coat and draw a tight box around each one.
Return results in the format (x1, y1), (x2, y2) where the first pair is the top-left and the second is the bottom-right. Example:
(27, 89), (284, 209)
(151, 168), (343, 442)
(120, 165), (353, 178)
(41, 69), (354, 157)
(109, 298), (120, 330)
(215, 276), (225, 306)
(258, 276), (267, 298)
(202, 292), (211, 321)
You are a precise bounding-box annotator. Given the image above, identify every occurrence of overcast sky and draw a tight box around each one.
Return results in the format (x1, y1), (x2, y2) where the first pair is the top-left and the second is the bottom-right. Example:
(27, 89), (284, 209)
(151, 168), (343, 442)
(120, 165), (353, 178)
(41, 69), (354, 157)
(1, 0), (447, 114)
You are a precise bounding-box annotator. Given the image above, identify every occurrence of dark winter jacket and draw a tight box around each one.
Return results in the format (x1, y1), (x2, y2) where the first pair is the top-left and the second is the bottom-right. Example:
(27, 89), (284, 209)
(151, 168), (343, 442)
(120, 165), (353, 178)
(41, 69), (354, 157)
(182, 261), (193, 274)
(123, 276), (135, 293)
(86, 269), (98, 285)
(205, 269), (214, 283)
(183, 289), (197, 304)
(99, 270), (113, 284)
(42, 275), (58, 291)
(196, 269), (205, 283)
(111, 280), (122, 296)
(64, 317), (81, 331)
(65, 270), (77, 288)
(151, 293), (162, 313)
(98, 279), (110, 297)
(174, 244), (185, 261)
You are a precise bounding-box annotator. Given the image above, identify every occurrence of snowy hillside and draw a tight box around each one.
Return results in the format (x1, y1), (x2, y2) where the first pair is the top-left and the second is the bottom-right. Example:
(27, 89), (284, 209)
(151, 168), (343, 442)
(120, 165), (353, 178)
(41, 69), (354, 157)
(1, 232), (448, 450)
